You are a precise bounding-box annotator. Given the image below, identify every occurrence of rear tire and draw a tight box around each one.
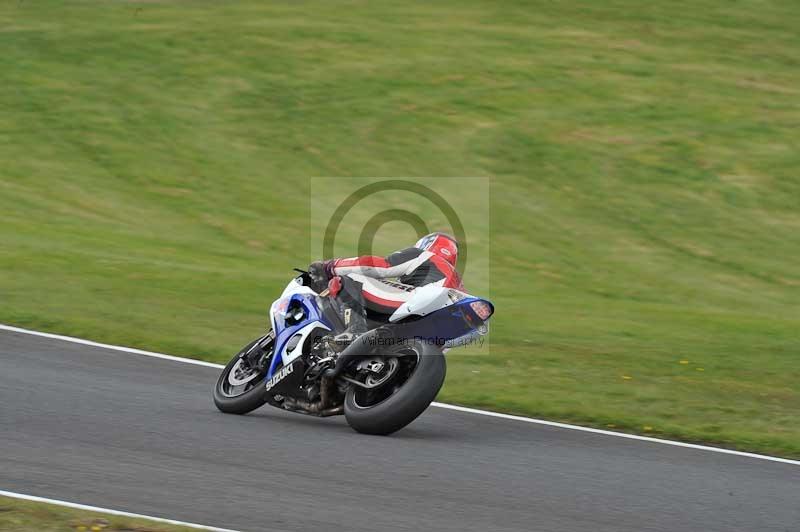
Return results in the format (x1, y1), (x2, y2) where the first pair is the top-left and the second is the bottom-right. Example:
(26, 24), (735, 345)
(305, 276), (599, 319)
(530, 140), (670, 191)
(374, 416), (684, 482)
(344, 340), (446, 435)
(213, 337), (270, 415)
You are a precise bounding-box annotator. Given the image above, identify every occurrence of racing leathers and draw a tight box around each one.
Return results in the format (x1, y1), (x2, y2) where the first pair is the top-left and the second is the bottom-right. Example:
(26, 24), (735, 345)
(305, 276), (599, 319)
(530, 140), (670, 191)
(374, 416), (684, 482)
(310, 247), (464, 335)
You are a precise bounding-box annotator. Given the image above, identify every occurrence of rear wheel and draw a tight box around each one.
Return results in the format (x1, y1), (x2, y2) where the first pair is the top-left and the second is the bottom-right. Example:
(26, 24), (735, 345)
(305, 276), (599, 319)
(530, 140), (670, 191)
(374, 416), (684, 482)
(213, 336), (272, 415)
(343, 340), (446, 435)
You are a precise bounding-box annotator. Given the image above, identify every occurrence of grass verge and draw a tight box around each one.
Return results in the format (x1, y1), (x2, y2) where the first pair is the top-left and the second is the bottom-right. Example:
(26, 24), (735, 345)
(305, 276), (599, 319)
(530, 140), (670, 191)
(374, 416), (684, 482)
(0, 495), (214, 532)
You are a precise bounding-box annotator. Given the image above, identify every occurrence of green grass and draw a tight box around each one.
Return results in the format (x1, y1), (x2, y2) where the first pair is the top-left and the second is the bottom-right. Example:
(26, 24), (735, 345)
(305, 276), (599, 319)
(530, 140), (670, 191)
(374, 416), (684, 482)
(0, 495), (206, 532)
(1, 0), (799, 457)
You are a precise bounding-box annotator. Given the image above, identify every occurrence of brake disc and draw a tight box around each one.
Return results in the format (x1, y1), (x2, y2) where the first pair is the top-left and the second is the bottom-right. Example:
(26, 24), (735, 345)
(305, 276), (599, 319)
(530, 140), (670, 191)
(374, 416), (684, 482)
(227, 359), (262, 386)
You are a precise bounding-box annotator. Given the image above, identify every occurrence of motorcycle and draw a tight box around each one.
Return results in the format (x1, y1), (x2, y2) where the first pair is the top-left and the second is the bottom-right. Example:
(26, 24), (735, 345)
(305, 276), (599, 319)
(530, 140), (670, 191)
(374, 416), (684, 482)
(213, 269), (494, 435)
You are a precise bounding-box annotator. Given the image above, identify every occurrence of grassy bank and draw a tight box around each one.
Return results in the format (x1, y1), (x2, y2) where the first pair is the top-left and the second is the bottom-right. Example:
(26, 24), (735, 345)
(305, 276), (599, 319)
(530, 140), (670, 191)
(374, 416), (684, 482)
(0, 495), (208, 532)
(1, 0), (798, 457)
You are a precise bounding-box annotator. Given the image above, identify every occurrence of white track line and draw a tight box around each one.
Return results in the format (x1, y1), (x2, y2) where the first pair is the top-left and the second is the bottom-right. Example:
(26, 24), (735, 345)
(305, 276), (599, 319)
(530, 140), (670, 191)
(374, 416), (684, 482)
(0, 324), (224, 369)
(428, 402), (800, 465)
(1, 323), (798, 467)
(0, 490), (239, 532)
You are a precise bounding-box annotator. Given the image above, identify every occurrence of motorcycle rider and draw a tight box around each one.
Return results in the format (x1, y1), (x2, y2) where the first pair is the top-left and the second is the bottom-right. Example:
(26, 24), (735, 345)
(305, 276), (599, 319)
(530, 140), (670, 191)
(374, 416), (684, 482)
(308, 232), (462, 340)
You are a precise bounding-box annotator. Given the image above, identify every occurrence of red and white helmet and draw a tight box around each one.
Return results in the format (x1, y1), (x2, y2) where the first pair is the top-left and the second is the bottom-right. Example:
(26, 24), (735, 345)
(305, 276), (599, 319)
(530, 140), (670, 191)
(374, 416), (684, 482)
(415, 232), (458, 267)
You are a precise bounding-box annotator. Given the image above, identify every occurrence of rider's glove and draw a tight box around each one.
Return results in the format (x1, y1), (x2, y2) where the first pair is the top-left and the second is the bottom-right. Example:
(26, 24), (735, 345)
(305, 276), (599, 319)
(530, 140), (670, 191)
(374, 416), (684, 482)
(308, 260), (332, 292)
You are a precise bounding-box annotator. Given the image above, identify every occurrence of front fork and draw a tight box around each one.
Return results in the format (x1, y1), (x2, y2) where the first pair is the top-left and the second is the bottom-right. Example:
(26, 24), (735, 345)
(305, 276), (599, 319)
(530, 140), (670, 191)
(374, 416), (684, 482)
(239, 330), (275, 370)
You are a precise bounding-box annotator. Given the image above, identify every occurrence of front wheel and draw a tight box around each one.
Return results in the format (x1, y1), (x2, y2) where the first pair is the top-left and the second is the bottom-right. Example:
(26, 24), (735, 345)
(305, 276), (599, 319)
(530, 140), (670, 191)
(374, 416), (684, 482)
(344, 340), (446, 435)
(213, 336), (271, 415)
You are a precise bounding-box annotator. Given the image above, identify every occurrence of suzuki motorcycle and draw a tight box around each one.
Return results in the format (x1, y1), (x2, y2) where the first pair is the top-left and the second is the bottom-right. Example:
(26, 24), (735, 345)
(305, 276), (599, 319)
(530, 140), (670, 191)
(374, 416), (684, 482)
(213, 269), (494, 435)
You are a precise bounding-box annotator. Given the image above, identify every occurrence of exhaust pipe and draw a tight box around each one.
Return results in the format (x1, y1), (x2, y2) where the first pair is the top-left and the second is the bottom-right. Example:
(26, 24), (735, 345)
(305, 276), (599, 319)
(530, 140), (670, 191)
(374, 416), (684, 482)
(281, 371), (342, 416)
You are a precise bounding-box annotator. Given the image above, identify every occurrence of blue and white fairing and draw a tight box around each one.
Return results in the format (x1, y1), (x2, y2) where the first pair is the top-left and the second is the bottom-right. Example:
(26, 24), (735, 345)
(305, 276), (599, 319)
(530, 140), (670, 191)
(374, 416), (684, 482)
(267, 278), (332, 379)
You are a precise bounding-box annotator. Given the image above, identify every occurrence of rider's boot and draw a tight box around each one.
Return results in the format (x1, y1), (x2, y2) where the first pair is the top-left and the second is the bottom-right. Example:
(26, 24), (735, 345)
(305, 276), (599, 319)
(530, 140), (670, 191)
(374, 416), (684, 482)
(331, 303), (368, 351)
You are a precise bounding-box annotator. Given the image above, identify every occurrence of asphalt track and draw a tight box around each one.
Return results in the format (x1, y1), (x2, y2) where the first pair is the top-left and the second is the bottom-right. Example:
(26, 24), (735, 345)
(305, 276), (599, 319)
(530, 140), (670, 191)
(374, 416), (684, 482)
(1, 329), (798, 532)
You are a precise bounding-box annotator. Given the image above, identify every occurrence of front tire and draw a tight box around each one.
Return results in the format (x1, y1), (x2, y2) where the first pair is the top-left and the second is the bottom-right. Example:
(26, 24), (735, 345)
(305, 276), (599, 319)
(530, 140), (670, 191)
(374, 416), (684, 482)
(344, 340), (446, 435)
(213, 337), (271, 415)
